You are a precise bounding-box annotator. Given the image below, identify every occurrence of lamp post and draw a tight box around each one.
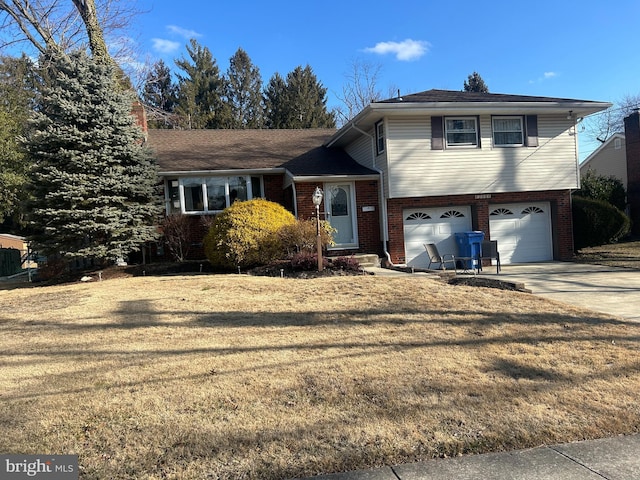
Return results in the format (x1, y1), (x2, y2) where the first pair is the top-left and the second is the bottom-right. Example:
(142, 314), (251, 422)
(312, 186), (324, 271)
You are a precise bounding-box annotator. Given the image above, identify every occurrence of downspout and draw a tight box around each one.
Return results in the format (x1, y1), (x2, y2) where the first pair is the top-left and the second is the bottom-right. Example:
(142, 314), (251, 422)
(350, 122), (402, 267)
(291, 181), (299, 218)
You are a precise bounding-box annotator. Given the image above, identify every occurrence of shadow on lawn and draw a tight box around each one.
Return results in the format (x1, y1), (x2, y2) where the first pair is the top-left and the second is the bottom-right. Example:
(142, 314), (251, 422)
(3, 299), (640, 478)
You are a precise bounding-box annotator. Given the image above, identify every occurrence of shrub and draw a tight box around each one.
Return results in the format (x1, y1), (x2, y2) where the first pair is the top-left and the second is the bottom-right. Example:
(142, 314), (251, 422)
(278, 218), (335, 256)
(576, 170), (627, 211)
(330, 256), (361, 271)
(291, 251), (329, 271)
(161, 214), (193, 262)
(572, 196), (631, 250)
(203, 199), (296, 269)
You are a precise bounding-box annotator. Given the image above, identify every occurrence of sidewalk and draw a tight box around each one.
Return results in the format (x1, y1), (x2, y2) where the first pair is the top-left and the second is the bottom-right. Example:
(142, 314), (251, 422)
(299, 434), (640, 479)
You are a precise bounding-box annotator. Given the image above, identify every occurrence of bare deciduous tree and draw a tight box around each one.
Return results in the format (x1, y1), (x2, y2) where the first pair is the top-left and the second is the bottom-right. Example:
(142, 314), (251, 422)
(585, 93), (640, 144)
(335, 59), (398, 125)
(0, 0), (139, 64)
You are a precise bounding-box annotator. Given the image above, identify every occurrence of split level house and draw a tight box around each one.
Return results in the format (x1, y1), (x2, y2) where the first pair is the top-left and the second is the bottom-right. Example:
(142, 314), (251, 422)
(146, 89), (612, 267)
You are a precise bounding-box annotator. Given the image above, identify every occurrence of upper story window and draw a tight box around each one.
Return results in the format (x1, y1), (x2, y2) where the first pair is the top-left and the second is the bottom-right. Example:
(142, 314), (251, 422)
(166, 175), (264, 214)
(493, 116), (524, 146)
(375, 121), (385, 155)
(614, 137), (622, 150)
(445, 117), (478, 147)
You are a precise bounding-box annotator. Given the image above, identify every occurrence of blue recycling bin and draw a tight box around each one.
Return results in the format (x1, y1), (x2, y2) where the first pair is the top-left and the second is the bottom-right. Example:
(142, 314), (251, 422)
(454, 231), (485, 271)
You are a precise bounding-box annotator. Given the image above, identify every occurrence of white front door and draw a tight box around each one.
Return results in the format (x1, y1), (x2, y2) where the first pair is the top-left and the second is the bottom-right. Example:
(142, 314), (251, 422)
(325, 183), (358, 248)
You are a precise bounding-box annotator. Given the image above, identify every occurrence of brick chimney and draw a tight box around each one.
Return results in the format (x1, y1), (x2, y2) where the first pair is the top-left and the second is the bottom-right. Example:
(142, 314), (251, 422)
(131, 100), (148, 140)
(625, 109), (640, 235)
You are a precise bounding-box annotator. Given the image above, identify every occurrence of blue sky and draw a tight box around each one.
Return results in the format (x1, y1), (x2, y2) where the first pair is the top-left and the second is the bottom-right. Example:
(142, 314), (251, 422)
(133, 0), (640, 159)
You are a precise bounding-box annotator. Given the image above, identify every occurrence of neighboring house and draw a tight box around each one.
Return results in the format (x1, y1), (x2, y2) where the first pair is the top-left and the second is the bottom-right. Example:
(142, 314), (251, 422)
(147, 89), (611, 267)
(624, 109), (640, 235)
(580, 133), (627, 188)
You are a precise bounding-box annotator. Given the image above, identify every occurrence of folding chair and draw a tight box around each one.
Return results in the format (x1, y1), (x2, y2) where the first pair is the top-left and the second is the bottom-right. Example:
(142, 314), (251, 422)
(424, 243), (456, 270)
(480, 240), (501, 274)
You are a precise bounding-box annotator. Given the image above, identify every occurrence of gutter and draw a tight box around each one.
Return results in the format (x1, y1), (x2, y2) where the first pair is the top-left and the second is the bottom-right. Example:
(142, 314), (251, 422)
(349, 122), (402, 267)
(158, 167), (286, 177)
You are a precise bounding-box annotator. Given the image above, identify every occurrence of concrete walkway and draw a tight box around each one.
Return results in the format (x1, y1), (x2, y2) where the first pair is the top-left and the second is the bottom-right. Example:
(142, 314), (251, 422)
(299, 434), (640, 480)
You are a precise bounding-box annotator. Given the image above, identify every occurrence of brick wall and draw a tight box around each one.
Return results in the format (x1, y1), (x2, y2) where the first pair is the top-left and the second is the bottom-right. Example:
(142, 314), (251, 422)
(625, 111), (640, 235)
(385, 190), (574, 264)
(294, 180), (382, 257)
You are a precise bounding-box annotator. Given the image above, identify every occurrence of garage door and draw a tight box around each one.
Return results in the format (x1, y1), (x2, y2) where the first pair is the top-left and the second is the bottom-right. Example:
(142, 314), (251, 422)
(403, 206), (472, 268)
(489, 202), (552, 264)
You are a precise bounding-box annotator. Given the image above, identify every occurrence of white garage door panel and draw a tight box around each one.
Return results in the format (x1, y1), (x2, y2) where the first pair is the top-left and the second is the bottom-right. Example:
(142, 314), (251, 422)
(489, 203), (552, 264)
(403, 206), (472, 268)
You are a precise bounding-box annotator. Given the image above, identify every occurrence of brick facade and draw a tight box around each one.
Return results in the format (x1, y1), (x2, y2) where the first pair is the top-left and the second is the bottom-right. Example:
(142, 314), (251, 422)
(625, 111), (640, 235)
(385, 190), (574, 264)
(294, 180), (382, 257)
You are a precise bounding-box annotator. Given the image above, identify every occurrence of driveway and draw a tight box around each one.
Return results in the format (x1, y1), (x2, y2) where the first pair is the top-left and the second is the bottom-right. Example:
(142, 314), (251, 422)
(480, 262), (640, 322)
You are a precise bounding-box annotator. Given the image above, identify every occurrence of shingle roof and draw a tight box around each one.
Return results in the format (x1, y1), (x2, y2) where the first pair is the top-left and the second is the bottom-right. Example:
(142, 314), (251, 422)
(376, 89), (603, 105)
(283, 147), (378, 177)
(147, 129), (337, 173)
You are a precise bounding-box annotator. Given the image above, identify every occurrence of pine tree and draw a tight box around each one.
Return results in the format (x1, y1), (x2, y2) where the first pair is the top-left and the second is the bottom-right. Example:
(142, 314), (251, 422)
(141, 59), (178, 128)
(463, 71), (489, 93)
(226, 48), (264, 128)
(23, 50), (160, 263)
(264, 65), (336, 128)
(264, 72), (289, 129)
(175, 39), (230, 129)
(0, 55), (35, 224)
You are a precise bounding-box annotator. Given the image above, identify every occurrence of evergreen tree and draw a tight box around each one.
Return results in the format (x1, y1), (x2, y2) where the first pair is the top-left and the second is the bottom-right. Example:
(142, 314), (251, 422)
(463, 71), (489, 93)
(175, 39), (230, 129)
(23, 50), (160, 263)
(141, 59), (178, 128)
(226, 48), (264, 128)
(263, 72), (289, 129)
(264, 65), (336, 128)
(0, 55), (36, 224)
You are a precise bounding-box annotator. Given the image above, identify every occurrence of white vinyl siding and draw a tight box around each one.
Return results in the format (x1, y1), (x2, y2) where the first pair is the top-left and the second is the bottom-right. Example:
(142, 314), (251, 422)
(386, 115), (578, 199)
(345, 129), (390, 199)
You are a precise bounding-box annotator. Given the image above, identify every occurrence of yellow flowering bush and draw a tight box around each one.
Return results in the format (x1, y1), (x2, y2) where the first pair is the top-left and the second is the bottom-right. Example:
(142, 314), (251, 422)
(204, 199), (296, 269)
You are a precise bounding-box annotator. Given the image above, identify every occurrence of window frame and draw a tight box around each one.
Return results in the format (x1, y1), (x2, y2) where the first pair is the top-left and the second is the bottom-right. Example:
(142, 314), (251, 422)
(444, 116), (479, 148)
(375, 121), (385, 155)
(168, 175), (264, 215)
(492, 116), (525, 147)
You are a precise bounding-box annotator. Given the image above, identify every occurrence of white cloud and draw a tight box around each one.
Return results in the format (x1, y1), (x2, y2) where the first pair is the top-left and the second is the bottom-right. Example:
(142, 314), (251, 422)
(167, 25), (203, 39)
(529, 71), (560, 84)
(152, 38), (181, 54)
(364, 39), (430, 61)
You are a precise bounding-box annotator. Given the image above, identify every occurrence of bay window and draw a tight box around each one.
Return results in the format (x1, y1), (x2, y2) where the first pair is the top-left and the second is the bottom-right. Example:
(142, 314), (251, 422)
(166, 175), (264, 214)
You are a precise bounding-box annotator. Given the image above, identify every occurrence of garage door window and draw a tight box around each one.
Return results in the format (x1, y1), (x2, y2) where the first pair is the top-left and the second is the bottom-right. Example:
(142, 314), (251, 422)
(441, 210), (465, 218)
(405, 212), (432, 221)
(491, 208), (513, 216)
(522, 206), (544, 214)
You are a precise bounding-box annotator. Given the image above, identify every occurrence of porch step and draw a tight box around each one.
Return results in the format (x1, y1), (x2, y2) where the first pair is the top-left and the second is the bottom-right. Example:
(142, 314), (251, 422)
(351, 254), (381, 268)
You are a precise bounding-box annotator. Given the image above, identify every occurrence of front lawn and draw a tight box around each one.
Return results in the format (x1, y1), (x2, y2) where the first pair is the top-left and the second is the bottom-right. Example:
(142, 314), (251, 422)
(575, 239), (640, 270)
(1, 274), (639, 479)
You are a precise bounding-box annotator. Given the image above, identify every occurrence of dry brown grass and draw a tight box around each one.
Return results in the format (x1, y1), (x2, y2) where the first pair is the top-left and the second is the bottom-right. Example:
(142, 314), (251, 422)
(575, 239), (640, 270)
(1, 274), (639, 479)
